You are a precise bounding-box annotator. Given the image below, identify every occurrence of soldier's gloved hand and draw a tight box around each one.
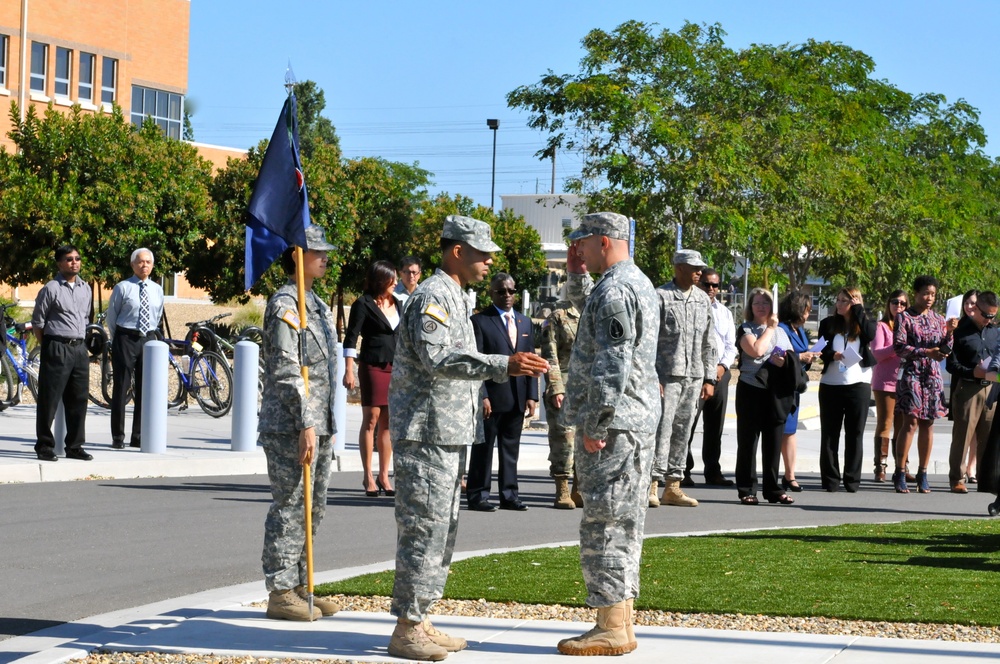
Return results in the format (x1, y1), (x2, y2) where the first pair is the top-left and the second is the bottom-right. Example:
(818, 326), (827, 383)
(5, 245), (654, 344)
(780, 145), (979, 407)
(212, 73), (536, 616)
(566, 241), (588, 274)
(508, 352), (549, 377)
(298, 427), (317, 465)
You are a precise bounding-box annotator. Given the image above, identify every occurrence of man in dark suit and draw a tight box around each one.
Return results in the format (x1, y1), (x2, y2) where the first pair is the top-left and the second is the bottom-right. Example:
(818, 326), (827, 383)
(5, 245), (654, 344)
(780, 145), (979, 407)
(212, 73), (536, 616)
(466, 273), (538, 511)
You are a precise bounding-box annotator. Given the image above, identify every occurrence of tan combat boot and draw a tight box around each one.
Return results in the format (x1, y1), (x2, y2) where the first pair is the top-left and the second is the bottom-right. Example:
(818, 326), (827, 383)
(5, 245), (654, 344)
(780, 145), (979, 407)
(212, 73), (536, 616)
(571, 476), (584, 507)
(266, 588), (322, 621)
(648, 480), (660, 508)
(423, 619), (468, 651)
(625, 598), (636, 643)
(661, 478), (699, 507)
(388, 618), (449, 661)
(557, 601), (637, 656)
(294, 585), (340, 616)
(554, 476), (576, 509)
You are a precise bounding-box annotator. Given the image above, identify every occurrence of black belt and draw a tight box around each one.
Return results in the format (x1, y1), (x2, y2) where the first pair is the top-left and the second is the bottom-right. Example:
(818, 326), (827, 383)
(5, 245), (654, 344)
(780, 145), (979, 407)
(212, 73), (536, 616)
(115, 327), (145, 339)
(45, 335), (84, 345)
(961, 378), (991, 387)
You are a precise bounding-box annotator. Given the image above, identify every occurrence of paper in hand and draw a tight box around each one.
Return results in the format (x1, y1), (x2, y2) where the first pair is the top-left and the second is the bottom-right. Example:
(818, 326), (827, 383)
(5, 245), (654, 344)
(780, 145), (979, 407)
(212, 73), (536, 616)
(840, 345), (863, 368)
(809, 337), (828, 353)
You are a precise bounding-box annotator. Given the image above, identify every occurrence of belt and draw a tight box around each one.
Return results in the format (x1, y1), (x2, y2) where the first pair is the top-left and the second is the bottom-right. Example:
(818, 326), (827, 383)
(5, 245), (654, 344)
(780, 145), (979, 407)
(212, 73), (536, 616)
(115, 327), (145, 338)
(961, 377), (991, 387)
(45, 335), (84, 346)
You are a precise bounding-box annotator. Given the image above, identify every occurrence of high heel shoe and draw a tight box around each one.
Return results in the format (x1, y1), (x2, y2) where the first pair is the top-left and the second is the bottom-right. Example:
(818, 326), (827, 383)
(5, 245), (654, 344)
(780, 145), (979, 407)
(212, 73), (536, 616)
(892, 469), (909, 494)
(363, 479), (380, 497)
(916, 469), (931, 493)
(767, 494), (794, 505)
(781, 477), (802, 492)
(376, 478), (395, 497)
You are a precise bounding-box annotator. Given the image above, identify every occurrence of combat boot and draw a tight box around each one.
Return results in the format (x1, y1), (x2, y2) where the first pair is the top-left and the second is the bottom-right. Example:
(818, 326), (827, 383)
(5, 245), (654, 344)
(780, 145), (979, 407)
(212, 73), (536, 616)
(294, 585), (340, 616)
(625, 598), (636, 643)
(648, 480), (660, 508)
(554, 476), (576, 509)
(266, 588), (322, 621)
(661, 478), (698, 507)
(388, 619), (449, 661)
(423, 619), (468, 651)
(571, 476), (584, 508)
(557, 601), (637, 656)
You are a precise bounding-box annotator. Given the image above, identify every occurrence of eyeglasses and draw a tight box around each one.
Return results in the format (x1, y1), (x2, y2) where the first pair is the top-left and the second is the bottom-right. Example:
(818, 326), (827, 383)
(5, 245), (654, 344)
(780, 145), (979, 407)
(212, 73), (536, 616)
(889, 299), (907, 306)
(493, 288), (517, 295)
(401, 269), (420, 276)
(61, 256), (81, 263)
(702, 282), (721, 289)
(978, 306), (997, 320)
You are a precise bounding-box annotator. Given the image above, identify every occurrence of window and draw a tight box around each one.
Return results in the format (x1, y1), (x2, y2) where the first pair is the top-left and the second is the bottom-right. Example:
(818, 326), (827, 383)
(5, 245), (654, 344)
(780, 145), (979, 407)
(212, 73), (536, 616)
(55, 47), (72, 98)
(30, 41), (47, 93)
(101, 57), (117, 103)
(131, 85), (183, 140)
(78, 52), (95, 102)
(0, 35), (8, 89)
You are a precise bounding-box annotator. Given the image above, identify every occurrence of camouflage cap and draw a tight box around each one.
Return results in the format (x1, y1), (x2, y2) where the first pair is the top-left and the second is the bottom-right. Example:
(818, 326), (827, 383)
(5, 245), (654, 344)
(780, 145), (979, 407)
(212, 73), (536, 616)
(567, 212), (630, 241)
(304, 225), (337, 251)
(673, 249), (707, 267)
(442, 215), (501, 252)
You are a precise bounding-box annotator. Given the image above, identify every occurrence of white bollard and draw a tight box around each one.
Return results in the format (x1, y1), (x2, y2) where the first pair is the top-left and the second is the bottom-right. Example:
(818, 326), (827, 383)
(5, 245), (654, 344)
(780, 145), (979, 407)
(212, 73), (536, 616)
(140, 340), (168, 454)
(333, 342), (346, 456)
(231, 341), (259, 451)
(53, 402), (67, 456)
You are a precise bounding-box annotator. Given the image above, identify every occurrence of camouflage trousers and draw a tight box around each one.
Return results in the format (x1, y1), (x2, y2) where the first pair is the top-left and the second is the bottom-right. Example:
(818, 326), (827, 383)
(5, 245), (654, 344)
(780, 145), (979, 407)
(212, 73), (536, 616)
(391, 439), (466, 622)
(576, 428), (653, 607)
(261, 432), (334, 592)
(652, 376), (702, 481)
(546, 394), (575, 477)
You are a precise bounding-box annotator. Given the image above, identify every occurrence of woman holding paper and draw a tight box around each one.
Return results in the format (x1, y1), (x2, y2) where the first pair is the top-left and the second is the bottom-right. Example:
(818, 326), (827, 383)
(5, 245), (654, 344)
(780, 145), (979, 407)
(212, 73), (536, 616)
(893, 275), (958, 493)
(817, 287), (877, 492)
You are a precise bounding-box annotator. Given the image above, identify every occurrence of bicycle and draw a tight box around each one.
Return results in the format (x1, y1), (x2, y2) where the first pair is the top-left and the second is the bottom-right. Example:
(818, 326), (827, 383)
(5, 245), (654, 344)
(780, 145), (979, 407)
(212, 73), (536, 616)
(164, 330), (234, 418)
(1, 303), (40, 409)
(84, 312), (119, 408)
(184, 313), (264, 413)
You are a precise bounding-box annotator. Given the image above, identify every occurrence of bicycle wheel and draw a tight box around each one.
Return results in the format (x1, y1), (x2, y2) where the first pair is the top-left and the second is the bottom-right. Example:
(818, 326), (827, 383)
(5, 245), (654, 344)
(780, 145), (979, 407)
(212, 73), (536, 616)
(166, 356), (187, 409)
(26, 347), (40, 401)
(236, 326), (264, 346)
(191, 350), (233, 417)
(0, 353), (15, 409)
(88, 352), (111, 408)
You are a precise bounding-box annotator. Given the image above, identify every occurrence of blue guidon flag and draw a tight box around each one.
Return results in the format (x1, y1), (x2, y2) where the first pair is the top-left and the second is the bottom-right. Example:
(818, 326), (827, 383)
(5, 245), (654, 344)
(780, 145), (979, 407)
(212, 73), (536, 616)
(244, 92), (311, 290)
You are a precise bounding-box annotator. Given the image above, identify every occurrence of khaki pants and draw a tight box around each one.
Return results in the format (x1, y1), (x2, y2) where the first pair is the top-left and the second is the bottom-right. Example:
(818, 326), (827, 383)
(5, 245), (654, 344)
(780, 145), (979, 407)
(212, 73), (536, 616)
(949, 380), (994, 483)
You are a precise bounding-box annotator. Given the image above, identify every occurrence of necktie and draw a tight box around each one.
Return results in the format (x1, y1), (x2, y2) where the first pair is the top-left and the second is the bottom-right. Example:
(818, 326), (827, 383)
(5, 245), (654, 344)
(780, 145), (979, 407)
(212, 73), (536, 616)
(507, 313), (517, 348)
(138, 282), (150, 334)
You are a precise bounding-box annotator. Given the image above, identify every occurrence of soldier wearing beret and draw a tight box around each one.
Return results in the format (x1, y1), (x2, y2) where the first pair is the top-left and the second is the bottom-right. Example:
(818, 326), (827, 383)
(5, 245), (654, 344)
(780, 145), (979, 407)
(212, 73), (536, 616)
(557, 212), (660, 657)
(259, 226), (341, 622)
(387, 215), (548, 661)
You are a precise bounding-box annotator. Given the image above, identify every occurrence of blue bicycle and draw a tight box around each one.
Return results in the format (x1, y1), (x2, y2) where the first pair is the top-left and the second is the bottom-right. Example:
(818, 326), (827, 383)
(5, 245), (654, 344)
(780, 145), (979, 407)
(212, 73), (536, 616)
(0, 302), (40, 409)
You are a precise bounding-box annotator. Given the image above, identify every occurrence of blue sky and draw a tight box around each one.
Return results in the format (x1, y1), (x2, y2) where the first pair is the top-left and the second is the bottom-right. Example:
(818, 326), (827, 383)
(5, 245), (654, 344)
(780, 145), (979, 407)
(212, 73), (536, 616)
(188, 0), (1000, 209)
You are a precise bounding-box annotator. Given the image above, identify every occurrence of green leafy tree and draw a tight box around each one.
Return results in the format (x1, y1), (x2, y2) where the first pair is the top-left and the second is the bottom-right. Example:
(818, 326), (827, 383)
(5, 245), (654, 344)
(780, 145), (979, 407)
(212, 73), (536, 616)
(293, 80), (340, 159)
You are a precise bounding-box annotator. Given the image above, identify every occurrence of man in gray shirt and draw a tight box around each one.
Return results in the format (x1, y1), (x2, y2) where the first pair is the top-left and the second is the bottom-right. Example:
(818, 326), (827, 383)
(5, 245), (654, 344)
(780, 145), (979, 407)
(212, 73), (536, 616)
(32, 245), (93, 461)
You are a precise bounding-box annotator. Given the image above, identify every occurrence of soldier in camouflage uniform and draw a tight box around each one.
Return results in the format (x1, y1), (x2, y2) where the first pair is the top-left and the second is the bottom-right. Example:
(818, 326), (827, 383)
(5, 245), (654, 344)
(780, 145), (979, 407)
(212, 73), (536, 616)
(387, 215), (549, 661)
(557, 212), (661, 657)
(259, 226), (341, 622)
(540, 300), (582, 508)
(650, 250), (718, 508)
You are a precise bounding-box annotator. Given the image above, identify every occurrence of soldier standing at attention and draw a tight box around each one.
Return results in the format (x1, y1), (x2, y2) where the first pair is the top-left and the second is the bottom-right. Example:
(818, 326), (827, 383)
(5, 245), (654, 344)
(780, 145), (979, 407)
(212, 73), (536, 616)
(557, 212), (660, 657)
(649, 249), (717, 508)
(387, 215), (549, 661)
(259, 226), (341, 622)
(540, 299), (582, 508)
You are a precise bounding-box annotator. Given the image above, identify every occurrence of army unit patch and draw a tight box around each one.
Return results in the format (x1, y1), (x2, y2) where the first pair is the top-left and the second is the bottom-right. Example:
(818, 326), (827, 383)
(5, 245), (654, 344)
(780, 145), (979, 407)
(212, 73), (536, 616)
(423, 319), (439, 333)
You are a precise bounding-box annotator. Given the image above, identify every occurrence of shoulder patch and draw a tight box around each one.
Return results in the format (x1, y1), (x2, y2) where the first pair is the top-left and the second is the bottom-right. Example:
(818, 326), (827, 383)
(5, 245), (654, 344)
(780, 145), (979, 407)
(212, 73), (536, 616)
(424, 303), (449, 323)
(280, 309), (301, 330)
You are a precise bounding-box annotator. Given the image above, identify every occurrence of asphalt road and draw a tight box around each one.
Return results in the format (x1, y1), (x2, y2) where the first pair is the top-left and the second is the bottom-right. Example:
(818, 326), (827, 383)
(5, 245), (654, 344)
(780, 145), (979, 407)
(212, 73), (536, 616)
(1, 469), (995, 641)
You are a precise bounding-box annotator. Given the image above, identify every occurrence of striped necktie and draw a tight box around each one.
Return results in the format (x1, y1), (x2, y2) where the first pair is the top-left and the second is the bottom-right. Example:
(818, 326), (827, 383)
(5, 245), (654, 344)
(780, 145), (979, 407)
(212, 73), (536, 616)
(138, 282), (150, 334)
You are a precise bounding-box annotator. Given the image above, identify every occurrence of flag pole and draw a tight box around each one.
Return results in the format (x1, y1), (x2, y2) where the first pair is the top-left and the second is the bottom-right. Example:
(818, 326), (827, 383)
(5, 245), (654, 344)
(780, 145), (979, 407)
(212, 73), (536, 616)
(296, 245), (315, 620)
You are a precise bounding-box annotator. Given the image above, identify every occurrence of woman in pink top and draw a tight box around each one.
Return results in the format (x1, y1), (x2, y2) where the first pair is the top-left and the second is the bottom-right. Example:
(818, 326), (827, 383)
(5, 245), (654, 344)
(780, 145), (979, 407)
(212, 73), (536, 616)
(870, 290), (909, 482)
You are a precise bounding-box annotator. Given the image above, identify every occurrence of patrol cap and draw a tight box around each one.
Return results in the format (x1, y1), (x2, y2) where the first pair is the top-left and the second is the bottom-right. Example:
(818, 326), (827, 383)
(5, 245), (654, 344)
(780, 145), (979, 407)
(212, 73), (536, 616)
(303, 225), (337, 251)
(673, 249), (707, 268)
(442, 215), (501, 252)
(567, 212), (630, 241)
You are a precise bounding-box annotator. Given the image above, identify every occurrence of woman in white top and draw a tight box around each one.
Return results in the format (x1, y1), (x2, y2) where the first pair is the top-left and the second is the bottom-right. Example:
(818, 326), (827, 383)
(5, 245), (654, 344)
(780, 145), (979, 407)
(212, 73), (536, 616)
(817, 287), (877, 492)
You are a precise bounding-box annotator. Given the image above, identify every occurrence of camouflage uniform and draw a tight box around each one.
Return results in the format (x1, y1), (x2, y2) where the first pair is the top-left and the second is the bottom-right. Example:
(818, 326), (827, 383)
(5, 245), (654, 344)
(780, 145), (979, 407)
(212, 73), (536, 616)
(259, 283), (339, 593)
(652, 282), (718, 481)
(540, 302), (579, 477)
(390, 268), (509, 622)
(563, 259), (661, 608)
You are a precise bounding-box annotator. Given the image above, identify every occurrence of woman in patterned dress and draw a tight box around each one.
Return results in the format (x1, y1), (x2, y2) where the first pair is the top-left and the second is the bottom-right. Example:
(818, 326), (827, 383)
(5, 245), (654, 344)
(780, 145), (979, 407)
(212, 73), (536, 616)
(893, 275), (959, 493)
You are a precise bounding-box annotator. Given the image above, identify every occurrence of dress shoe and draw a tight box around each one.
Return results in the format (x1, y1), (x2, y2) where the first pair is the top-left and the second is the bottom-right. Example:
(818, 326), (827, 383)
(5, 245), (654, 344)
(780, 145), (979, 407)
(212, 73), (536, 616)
(468, 502), (497, 512)
(112, 441), (125, 449)
(499, 501), (528, 511)
(951, 481), (968, 494)
(704, 474), (735, 486)
(680, 476), (696, 488)
(66, 449), (93, 461)
(129, 441), (141, 448)
(36, 450), (58, 462)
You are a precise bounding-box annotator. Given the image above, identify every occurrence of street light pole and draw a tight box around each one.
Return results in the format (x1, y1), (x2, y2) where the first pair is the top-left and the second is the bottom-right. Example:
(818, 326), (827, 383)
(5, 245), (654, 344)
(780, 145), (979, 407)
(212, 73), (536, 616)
(487, 118), (499, 209)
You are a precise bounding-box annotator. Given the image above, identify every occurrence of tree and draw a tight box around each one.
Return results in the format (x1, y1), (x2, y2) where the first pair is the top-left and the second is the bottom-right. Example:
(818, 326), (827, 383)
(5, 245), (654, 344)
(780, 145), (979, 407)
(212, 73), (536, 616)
(293, 80), (340, 159)
(0, 103), (213, 291)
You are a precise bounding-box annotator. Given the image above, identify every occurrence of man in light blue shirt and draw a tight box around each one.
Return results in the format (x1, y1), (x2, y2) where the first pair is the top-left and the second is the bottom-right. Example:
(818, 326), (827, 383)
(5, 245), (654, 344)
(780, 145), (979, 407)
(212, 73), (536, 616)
(106, 248), (165, 449)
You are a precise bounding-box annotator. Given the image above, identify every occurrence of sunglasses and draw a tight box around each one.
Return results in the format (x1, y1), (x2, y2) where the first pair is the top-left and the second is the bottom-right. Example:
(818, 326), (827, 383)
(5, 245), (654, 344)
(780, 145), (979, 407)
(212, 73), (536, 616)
(702, 282), (721, 289)
(493, 288), (517, 295)
(889, 299), (907, 306)
(978, 306), (997, 320)
(61, 256), (82, 262)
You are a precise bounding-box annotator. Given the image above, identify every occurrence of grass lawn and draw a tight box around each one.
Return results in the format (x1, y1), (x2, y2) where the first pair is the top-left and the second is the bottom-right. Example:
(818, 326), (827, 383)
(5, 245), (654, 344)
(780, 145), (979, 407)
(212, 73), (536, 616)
(318, 519), (1000, 626)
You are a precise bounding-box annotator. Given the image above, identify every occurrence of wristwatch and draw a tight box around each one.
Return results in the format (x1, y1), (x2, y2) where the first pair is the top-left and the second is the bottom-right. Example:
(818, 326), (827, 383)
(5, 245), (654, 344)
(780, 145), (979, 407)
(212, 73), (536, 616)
(704, 378), (718, 386)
